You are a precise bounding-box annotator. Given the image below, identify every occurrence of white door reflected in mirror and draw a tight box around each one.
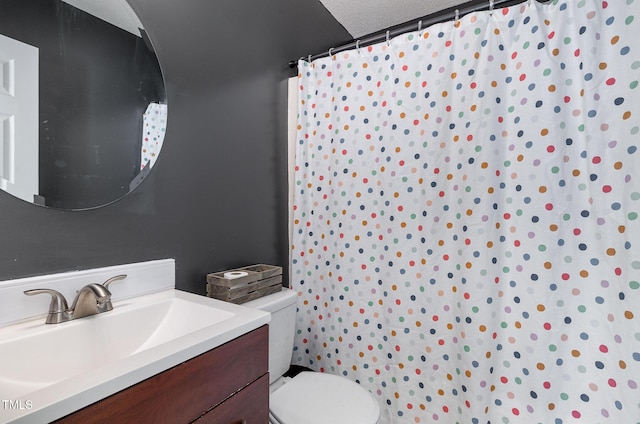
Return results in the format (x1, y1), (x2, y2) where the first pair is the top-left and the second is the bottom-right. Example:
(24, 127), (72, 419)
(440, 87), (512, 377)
(0, 33), (38, 204)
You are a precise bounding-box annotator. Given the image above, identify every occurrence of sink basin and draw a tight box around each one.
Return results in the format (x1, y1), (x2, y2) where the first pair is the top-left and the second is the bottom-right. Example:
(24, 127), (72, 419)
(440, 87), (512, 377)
(0, 289), (270, 423)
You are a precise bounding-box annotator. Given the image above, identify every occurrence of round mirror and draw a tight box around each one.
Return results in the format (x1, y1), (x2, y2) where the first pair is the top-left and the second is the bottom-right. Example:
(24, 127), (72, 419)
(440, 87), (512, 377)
(0, 0), (166, 210)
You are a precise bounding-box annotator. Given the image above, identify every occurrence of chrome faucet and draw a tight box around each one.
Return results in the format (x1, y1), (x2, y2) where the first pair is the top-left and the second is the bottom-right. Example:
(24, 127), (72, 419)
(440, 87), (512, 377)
(24, 274), (127, 324)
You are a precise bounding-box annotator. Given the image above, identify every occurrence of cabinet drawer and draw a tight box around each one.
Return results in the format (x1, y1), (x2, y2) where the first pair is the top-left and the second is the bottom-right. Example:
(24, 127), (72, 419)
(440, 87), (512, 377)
(194, 373), (269, 424)
(55, 325), (268, 424)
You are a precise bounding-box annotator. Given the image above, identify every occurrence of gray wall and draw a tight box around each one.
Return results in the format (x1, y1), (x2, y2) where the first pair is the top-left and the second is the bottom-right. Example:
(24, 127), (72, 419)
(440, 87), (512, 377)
(0, 0), (350, 293)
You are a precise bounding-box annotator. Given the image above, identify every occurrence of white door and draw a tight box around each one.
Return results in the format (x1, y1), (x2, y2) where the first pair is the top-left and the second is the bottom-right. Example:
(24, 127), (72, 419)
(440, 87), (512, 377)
(0, 33), (38, 204)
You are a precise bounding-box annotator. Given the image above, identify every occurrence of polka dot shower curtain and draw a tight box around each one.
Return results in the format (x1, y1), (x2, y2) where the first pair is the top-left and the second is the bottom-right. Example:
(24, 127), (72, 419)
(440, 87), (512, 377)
(290, 1), (640, 423)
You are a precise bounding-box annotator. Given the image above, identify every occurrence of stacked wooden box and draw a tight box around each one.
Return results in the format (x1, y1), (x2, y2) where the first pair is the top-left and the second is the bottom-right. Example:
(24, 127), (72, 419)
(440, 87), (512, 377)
(206, 264), (282, 304)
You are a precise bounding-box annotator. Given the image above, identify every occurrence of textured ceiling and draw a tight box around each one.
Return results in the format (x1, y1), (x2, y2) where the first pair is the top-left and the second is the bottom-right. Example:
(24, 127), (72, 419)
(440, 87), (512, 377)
(66, 0), (492, 42)
(319, 0), (470, 38)
(62, 0), (143, 36)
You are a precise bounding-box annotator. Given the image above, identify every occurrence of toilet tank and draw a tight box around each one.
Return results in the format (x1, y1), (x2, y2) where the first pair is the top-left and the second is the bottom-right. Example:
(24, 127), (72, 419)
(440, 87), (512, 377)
(243, 288), (297, 384)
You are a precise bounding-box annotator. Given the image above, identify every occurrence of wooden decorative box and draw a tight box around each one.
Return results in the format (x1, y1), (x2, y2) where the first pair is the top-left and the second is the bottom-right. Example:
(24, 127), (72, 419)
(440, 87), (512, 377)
(206, 264), (283, 304)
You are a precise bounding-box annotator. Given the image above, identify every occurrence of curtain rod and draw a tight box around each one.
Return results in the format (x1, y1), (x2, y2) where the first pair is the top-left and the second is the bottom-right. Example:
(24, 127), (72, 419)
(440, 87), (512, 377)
(289, 0), (533, 69)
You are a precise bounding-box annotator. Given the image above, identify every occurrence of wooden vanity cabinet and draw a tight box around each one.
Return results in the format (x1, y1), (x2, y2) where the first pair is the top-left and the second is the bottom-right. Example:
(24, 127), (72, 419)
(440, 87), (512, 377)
(55, 325), (269, 424)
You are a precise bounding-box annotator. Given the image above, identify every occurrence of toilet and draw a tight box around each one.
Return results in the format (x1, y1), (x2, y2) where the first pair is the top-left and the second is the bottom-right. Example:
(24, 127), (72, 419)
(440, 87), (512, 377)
(244, 288), (381, 424)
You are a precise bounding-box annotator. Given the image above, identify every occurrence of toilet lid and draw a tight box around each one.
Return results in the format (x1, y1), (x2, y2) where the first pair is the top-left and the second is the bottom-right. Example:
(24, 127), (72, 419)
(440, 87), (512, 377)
(270, 372), (380, 424)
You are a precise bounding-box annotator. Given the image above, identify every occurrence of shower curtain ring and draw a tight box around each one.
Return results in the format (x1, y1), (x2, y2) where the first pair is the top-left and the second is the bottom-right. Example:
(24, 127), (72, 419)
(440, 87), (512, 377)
(356, 40), (361, 54)
(489, 0), (494, 15)
(329, 47), (334, 58)
(455, 9), (460, 25)
(417, 20), (422, 33)
(308, 55), (312, 63)
(386, 30), (390, 46)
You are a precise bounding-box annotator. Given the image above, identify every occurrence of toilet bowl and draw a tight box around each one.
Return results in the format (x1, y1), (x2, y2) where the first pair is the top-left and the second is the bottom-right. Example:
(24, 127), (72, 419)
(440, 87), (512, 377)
(243, 288), (381, 424)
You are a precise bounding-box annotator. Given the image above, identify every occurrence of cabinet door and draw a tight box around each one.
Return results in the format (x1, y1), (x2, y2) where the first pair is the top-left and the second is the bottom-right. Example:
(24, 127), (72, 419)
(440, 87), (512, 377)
(194, 373), (269, 424)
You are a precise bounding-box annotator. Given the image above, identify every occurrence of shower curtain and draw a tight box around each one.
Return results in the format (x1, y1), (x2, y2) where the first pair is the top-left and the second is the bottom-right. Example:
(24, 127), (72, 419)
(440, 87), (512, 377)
(291, 0), (640, 422)
(140, 102), (167, 170)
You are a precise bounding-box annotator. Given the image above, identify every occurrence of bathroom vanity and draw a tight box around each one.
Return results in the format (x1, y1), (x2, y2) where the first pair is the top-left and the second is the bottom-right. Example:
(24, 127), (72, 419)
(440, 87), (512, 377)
(0, 260), (270, 424)
(54, 325), (269, 423)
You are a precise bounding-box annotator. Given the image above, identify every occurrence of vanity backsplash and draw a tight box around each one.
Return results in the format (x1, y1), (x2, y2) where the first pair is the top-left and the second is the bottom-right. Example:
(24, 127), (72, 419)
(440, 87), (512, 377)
(0, 259), (175, 327)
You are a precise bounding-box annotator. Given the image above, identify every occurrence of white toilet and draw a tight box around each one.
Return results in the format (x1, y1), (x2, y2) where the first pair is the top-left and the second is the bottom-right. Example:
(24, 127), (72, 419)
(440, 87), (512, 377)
(244, 288), (381, 424)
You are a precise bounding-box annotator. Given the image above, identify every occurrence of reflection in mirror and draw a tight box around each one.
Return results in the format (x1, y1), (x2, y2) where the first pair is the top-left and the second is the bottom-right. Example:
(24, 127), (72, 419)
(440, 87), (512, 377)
(0, 0), (166, 210)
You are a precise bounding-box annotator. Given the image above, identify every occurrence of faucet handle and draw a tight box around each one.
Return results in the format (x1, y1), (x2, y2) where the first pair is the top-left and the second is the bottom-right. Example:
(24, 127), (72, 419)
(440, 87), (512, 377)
(24, 289), (70, 324)
(102, 274), (127, 289)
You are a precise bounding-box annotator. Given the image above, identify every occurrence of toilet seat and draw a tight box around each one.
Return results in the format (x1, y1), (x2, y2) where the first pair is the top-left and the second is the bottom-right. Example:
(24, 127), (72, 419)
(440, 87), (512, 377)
(269, 371), (380, 424)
